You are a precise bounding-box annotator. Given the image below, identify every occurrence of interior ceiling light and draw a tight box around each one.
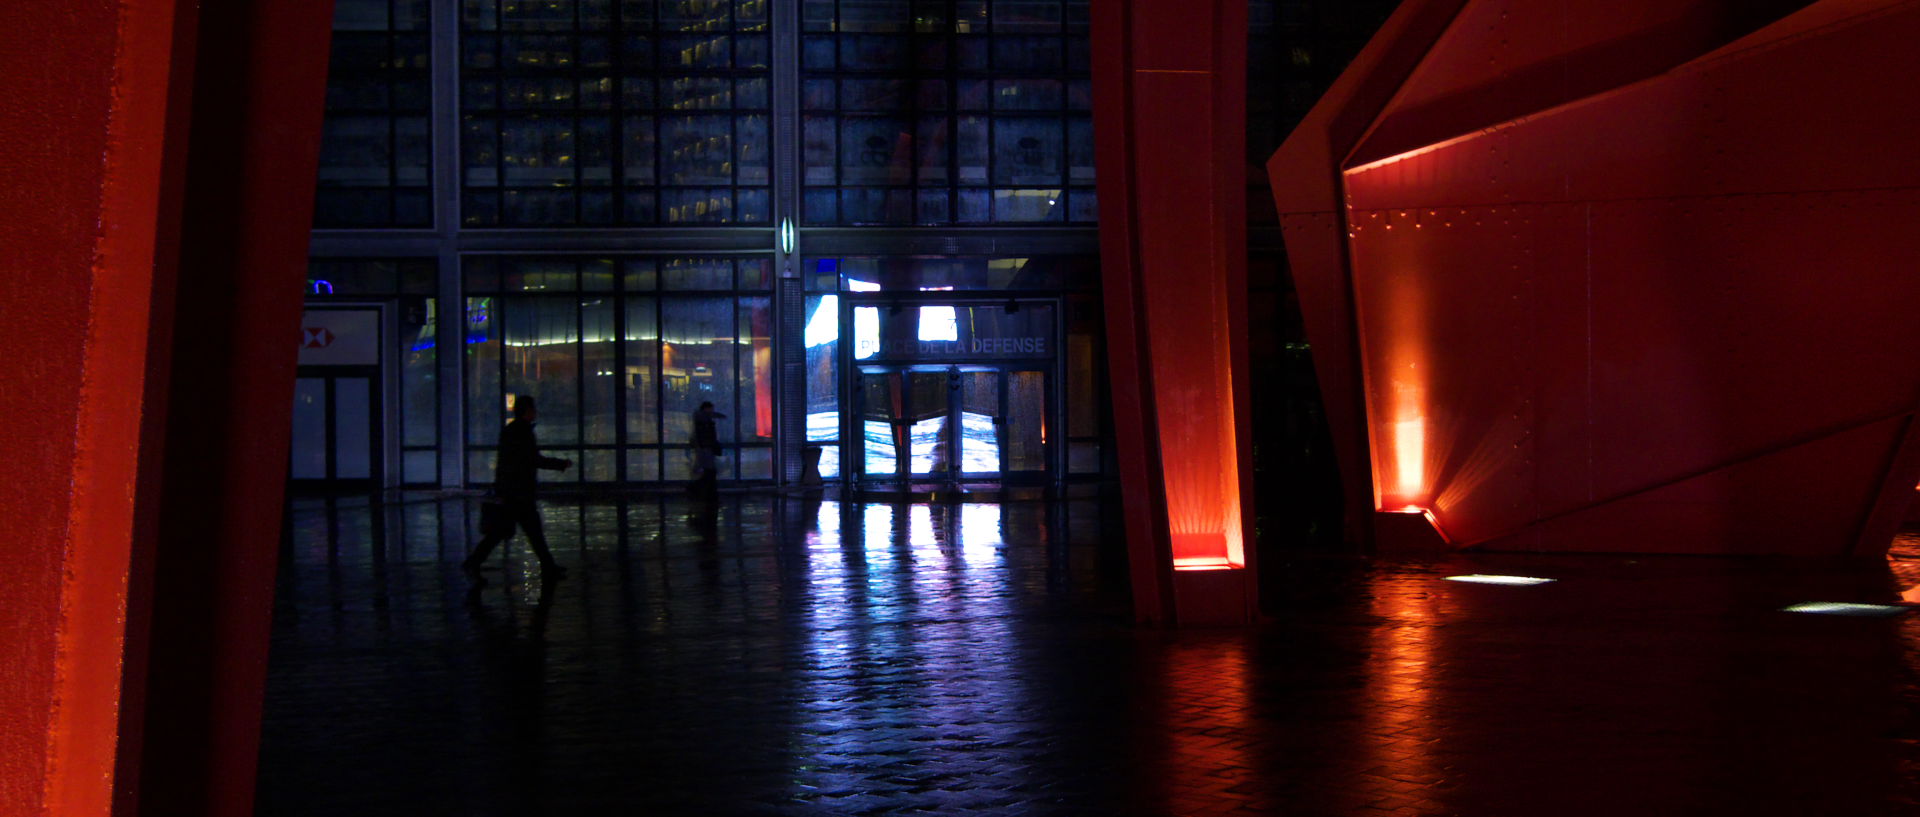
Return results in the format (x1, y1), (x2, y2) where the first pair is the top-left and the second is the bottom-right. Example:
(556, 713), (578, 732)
(1444, 574), (1556, 586)
(1781, 602), (1910, 617)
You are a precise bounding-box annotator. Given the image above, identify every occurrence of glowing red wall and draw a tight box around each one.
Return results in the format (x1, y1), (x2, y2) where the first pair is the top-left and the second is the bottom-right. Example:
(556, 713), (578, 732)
(1273, 0), (1920, 555)
(1093, 0), (1258, 622)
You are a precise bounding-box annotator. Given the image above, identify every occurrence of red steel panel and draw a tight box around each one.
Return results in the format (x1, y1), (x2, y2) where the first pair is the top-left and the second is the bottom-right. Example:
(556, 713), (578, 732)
(1091, 0), (1174, 622)
(1352, 0), (1812, 167)
(1477, 416), (1907, 554)
(1327, 0), (1920, 554)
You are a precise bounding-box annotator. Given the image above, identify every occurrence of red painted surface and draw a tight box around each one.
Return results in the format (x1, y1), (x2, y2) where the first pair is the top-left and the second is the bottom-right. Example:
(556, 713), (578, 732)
(125, 2), (337, 815)
(1266, 0), (1471, 551)
(0, 1), (190, 814)
(1272, 0), (1920, 555)
(1094, 0), (1257, 623)
(0, 0), (330, 813)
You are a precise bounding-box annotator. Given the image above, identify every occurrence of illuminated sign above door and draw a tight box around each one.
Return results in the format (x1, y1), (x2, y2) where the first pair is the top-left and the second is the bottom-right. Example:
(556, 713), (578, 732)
(852, 303), (1053, 361)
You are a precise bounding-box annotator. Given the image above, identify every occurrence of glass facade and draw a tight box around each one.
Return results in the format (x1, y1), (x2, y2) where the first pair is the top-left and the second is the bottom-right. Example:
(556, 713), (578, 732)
(304, 259), (441, 483)
(801, 254), (1102, 484)
(463, 255), (776, 483)
(460, 0), (773, 225)
(799, 0), (1093, 225)
(306, 0), (1107, 488)
(315, 0), (434, 227)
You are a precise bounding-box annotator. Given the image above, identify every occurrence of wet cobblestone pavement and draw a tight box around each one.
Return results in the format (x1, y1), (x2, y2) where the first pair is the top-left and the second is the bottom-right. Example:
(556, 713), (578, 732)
(257, 493), (1920, 816)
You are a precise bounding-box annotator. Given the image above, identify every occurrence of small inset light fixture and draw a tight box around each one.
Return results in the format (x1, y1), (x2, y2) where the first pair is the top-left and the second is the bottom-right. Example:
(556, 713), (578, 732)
(1781, 602), (1910, 617)
(1444, 574), (1556, 586)
(778, 218), (796, 255)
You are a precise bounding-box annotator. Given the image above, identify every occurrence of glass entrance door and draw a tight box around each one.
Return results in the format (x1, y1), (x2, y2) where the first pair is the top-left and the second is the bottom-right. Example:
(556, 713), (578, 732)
(854, 366), (1048, 484)
(289, 367), (381, 486)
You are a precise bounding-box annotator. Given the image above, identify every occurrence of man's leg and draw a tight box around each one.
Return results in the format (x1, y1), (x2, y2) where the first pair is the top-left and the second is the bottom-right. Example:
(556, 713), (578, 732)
(516, 499), (567, 576)
(462, 529), (508, 584)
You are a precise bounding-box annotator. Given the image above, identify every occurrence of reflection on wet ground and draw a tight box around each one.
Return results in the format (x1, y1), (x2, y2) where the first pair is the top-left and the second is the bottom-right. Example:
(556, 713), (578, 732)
(257, 495), (1920, 816)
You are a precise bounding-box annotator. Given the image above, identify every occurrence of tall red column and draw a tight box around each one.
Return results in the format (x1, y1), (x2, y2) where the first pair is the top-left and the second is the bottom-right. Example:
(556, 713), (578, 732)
(0, 2), (191, 814)
(0, 1), (332, 815)
(1092, 0), (1258, 624)
(123, 1), (336, 814)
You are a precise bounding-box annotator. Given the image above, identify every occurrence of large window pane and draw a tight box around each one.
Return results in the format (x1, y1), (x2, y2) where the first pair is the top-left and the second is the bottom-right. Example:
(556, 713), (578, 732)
(503, 297), (580, 444)
(583, 298), (617, 444)
(803, 294), (838, 442)
(738, 296), (773, 444)
(623, 295), (660, 443)
(993, 118), (1061, 184)
(662, 297), (734, 447)
(316, 1), (432, 228)
(401, 298), (436, 447)
(465, 296), (501, 445)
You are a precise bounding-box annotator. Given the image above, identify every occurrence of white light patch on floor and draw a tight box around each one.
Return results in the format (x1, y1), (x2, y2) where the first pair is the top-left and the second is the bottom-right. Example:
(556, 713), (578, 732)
(1781, 602), (1910, 617)
(1444, 574), (1557, 586)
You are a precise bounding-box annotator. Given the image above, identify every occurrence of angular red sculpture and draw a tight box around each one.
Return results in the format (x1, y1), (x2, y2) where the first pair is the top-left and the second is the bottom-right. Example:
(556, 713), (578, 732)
(1271, 0), (1920, 555)
(1093, 0), (1259, 623)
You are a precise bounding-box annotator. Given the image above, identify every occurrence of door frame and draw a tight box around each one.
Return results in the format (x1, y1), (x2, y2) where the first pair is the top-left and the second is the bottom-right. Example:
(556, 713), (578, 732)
(837, 293), (1065, 489)
(288, 365), (383, 489)
(292, 302), (396, 489)
(850, 362), (1054, 487)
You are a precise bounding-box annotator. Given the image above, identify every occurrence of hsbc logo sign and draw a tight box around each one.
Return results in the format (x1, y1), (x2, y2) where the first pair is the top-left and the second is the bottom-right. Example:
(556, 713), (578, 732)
(296, 310), (378, 366)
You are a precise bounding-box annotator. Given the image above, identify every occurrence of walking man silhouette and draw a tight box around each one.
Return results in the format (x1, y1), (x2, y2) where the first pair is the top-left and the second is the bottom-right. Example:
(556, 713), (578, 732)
(463, 395), (571, 584)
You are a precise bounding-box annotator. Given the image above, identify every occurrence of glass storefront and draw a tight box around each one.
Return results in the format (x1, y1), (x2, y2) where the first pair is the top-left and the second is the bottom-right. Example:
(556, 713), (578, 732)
(800, 255), (1101, 486)
(463, 255), (776, 484)
(302, 259), (440, 484)
(306, 0), (1108, 489)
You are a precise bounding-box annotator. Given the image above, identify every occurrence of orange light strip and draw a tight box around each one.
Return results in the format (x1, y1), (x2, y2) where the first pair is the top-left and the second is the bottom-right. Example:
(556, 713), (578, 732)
(1172, 556), (1239, 571)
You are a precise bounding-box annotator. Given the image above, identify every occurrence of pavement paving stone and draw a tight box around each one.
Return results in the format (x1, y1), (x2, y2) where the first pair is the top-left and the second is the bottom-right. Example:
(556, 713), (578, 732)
(257, 493), (1920, 816)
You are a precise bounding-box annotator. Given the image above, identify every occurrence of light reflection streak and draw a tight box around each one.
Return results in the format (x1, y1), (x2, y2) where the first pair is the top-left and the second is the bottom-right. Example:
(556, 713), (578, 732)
(862, 504), (897, 569)
(1161, 638), (1259, 814)
(1364, 575), (1441, 804)
(959, 503), (1002, 568)
(792, 500), (1028, 803)
(862, 419), (896, 475)
(853, 305), (880, 359)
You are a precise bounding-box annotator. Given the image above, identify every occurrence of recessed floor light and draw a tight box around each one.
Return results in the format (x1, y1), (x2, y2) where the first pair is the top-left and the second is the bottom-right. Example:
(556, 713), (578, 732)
(1782, 602), (1910, 617)
(1444, 574), (1556, 586)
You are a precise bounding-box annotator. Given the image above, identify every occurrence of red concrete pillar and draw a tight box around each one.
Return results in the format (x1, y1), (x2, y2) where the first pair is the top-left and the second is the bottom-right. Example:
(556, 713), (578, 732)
(0, 0), (331, 814)
(1092, 0), (1258, 625)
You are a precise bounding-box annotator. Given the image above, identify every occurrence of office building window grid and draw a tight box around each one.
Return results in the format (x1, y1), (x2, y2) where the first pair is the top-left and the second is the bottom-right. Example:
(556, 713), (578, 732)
(308, 0), (1110, 487)
(798, 0), (1095, 225)
(460, 0), (773, 226)
(316, 0), (434, 227)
